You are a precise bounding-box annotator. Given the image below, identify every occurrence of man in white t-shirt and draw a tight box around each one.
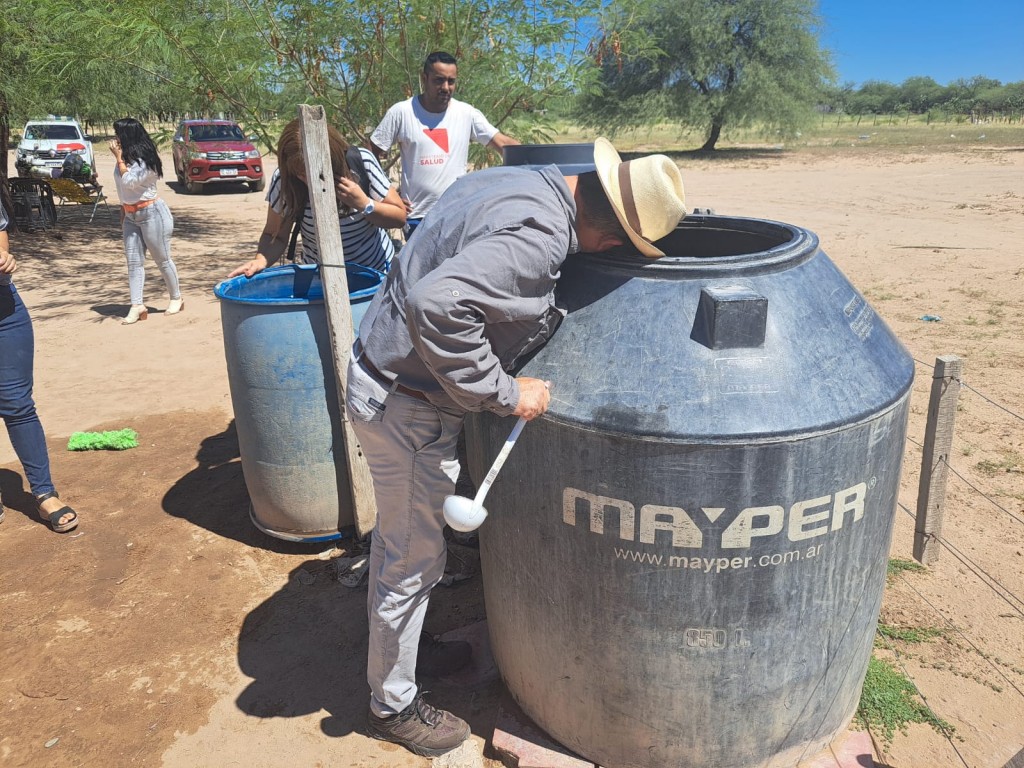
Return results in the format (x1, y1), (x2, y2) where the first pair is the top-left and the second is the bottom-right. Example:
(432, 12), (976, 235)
(369, 51), (519, 237)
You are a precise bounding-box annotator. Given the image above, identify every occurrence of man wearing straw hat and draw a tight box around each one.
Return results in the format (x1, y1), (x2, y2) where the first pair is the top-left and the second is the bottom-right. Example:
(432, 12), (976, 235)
(346, 137), (686, 757)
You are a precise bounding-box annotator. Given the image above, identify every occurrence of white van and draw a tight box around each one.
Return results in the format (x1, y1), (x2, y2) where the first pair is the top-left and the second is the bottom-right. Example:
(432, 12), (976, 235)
(15, 118), (96, 179)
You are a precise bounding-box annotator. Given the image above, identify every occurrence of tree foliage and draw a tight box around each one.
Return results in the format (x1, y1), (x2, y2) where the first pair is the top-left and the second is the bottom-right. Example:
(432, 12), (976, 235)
(576, 0), (834, 150)
(32, 0), (601, 164)
(822, 75), (1024, 121)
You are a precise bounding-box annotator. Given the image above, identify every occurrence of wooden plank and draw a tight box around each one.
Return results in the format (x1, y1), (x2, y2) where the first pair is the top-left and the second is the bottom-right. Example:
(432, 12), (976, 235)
(297, 104), (378, 537)
(913, 355), (962, 564)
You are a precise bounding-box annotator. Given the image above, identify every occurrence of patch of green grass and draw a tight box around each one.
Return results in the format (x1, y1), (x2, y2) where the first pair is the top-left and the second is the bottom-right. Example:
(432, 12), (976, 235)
(877, 623), (944, 643)
(886, 557), (927, 582)
(856, 656), (955, 746)
(865, 289), (898, 302)
(975, 451), (1022, 476)
(546, 115), (1024, 153)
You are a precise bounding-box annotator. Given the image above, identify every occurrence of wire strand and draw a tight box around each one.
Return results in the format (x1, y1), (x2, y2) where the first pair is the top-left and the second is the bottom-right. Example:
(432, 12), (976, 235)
(897, 503), (1024, 617)
(959, 379), (1024, 423)
(940, 457), (1024, 527)
(897, 573), (1024, 701)
(913, 356), (1024, 422)
(872, 627), (971, 767)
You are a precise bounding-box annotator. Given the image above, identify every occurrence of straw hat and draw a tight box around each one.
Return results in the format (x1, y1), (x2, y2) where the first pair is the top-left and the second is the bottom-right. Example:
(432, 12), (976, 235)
(593, 137), (686, 258)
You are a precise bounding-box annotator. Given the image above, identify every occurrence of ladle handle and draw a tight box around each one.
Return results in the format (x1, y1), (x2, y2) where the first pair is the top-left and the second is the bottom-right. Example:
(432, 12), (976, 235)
(472, 416), (528, 509)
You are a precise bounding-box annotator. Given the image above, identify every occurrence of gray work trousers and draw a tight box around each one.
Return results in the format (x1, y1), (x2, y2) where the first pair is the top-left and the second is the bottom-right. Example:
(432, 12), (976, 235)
(345, 350), (462, 717)
(122, 199), (180, 306)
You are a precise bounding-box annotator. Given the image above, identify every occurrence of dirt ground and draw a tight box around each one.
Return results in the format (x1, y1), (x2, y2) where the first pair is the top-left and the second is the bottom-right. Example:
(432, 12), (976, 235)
(1, 138), (1022, 768)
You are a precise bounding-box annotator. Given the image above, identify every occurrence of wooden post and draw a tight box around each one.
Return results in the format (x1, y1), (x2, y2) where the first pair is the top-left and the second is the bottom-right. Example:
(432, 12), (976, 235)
(297, 104), (378, 537)
(913, 355), (962, 564)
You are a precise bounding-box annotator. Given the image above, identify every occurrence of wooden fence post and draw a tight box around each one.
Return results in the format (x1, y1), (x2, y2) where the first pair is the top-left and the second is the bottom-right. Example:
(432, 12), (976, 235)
(913, 355), (962, 564)
(297, 104), (378, 537)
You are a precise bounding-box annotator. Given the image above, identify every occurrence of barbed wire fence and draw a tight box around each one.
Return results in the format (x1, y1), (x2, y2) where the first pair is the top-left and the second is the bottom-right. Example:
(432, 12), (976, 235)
(871, 354), (1024, 766)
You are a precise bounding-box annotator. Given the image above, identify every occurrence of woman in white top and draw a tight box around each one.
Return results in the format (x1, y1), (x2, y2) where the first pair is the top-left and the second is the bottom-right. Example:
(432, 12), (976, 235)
(111, 118), (183, 324)
(229, 118), (405, 279)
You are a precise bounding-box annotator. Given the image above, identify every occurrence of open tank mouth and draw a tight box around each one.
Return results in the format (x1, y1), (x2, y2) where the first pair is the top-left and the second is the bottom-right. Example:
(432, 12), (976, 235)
(583, 215), (819, 277)
(213, 263), (382, 304)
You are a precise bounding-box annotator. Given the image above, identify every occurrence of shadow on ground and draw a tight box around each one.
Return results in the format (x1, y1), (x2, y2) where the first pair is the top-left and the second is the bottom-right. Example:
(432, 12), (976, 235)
(161, 419), (333, 555)
(0, 467), (47, 528)
(7, 207), (263, 319)
(235, 556), (501, 745)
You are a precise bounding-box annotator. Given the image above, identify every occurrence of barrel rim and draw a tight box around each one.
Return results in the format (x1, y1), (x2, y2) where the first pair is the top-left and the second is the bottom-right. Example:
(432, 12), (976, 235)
(213, 263), (384, 305)
(580, 215), (819, 277)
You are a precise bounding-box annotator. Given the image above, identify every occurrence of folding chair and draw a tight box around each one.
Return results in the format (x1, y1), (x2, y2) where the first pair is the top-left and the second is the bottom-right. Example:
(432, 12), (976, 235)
(45, 177), (113, 223)
(7, 178), (58, 231)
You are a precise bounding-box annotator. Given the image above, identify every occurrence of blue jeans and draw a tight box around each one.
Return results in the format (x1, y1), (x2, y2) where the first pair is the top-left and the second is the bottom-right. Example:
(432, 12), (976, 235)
(0, 284), (55, 497)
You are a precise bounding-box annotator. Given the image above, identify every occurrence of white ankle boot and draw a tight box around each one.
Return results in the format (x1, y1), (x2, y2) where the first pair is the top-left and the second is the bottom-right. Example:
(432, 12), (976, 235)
(123, 305), (148, 324)
(166, 297), (185, 315)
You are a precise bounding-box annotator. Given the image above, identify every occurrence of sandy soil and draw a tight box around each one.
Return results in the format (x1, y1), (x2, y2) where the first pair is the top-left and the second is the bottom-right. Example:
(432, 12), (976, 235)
(1, 139), (1022, 768)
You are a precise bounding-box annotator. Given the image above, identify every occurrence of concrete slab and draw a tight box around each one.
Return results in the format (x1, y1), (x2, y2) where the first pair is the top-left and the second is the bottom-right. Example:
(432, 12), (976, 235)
(492, 693), (595, 768)
(797, 730), (875, 768)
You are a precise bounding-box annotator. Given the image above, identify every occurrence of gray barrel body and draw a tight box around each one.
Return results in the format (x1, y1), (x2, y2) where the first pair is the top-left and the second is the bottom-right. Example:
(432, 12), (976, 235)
(215, 264), (383, 542)
(466, 210), (913, 767)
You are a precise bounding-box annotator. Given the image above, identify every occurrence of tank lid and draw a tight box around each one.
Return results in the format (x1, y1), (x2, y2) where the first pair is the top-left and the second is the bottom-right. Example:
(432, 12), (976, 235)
(503, 143), (596, 175)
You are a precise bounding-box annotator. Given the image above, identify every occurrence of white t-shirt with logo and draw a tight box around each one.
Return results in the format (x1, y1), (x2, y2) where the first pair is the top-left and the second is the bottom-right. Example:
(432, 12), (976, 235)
(370, 96), (500, 219)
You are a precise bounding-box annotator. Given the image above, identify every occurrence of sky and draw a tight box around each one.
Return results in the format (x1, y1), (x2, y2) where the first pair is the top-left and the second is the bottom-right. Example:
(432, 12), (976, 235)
(816, 0), (1024, 87)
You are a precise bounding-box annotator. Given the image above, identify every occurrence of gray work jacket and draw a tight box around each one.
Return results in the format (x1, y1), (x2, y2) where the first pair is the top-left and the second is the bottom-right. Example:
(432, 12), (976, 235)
(358, 164), (579, 416)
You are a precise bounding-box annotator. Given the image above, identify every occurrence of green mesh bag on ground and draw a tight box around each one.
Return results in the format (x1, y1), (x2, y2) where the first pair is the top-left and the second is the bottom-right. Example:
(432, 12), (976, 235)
(67, 429), (139, 451)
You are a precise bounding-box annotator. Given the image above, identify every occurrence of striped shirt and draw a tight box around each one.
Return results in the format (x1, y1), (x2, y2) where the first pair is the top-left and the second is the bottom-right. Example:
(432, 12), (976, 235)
(267, 147), (394, 273)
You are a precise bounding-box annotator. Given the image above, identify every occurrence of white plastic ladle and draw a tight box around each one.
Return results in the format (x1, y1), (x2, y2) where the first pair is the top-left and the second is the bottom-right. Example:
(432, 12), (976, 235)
(443, 416), (528, 532)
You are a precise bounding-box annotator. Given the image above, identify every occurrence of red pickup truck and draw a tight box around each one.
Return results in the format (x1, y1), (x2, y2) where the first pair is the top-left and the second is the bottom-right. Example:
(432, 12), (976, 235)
(172, 119), (264, 194)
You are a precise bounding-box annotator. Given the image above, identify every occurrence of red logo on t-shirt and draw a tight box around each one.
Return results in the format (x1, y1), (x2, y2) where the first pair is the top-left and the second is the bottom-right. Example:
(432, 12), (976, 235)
(423, 129), (449, 153)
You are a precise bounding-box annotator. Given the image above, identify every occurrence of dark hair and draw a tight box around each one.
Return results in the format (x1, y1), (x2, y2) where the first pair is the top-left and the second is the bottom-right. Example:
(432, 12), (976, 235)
(576, 171), (627, 238)
(0, 169), (16, 233)
(113, 118), (163, 177)
(423, 51), (457, 74)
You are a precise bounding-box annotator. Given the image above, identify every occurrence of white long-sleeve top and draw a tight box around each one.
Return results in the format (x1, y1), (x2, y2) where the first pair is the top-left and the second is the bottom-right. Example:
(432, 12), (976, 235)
(113, 160), (159, 205)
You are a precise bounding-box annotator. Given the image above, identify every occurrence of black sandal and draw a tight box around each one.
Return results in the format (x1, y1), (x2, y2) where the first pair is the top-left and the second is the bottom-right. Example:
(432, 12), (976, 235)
(36, 491), (79, 533)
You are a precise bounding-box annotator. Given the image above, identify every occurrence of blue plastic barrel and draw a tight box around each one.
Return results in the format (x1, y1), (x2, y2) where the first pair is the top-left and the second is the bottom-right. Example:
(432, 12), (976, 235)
(214, 263), (384, 542)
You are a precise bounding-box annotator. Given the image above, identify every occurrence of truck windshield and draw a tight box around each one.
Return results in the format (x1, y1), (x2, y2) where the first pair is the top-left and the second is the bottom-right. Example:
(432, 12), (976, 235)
(190, 124), (245, 142)
(25, 125), (82, 140)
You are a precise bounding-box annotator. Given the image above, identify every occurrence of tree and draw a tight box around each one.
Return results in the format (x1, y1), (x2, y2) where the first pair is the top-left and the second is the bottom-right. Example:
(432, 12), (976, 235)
(43, 0), (603, 163)
(1, 0), (191, 173)
(576, 0), (834, 151)
(897, 76), (945, 114)
(847, 80), (901, 116)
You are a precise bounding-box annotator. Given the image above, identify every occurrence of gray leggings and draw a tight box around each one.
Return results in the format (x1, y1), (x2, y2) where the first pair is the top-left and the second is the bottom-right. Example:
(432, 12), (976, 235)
(122, 199), (181, 305)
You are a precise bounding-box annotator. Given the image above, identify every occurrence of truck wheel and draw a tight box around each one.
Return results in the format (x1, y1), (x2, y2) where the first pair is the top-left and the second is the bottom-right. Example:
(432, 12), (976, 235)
(249, 177), (266, 193)
(184, 178), (203, 195)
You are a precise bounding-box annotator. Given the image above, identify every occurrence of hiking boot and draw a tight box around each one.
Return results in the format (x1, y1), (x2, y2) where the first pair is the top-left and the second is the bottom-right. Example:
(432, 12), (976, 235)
(417, 631), (473, 677)
(367, 692), (470, 757)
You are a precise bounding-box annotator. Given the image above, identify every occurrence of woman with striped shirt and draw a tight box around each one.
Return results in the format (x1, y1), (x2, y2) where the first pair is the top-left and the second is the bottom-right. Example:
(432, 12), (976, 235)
(229, 119), (405, 279)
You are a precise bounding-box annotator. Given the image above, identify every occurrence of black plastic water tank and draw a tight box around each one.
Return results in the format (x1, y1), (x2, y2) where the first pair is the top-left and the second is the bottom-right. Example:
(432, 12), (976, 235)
(470, 145), (914, 768)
